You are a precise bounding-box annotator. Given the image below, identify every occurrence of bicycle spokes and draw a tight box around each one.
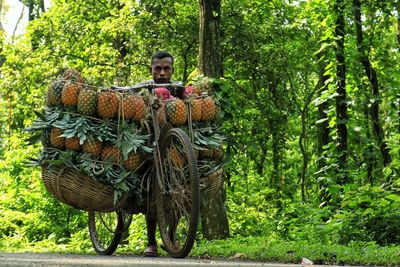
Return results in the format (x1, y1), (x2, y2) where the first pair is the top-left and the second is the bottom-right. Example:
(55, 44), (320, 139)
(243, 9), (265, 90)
(155, 128), (199, 258)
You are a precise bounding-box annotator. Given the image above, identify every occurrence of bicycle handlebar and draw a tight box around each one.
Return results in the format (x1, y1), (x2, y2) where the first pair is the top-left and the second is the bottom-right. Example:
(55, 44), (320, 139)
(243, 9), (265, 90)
(111, 81), (184, 91)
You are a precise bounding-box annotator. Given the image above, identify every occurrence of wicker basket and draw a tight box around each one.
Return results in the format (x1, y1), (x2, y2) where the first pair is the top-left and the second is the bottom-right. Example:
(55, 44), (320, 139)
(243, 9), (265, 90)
(200, 168), (225, 199)
(41, 165), (127, 212)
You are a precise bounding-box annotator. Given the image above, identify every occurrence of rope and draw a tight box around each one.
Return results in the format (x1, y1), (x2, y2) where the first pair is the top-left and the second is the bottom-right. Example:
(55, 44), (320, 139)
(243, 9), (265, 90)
(55, 166), (69, 205)
(187, 100), (195, 144)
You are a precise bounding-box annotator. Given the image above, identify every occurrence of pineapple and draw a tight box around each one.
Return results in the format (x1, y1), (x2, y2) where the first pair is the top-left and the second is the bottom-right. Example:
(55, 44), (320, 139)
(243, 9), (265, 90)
(200, 147), (223, 160)
(123, 152), (142, 171)
(131, 95), (147, 122)
(65, 137), (81, 151)
(101, 144), (120, 163)
(212, 147), (224, 159)
(120, 94), (136, 121)
(191, 87), (202, 96)
(77, 88), (97, 116)
(192, 77), (213, 95)
(82, 136), (103, 156)
(50, 128), (65, 149)
(166, 98), (187, 126)
(62, 68), (85, 84)
(97, 91), (119, 119)
(46, 79), (65, 106)
(62, 81), (82, 107)
(168, 147), (185, 168)
(188, 97), (202, 121)
(201, 96), (217, 121)
(156, 102), (166, 125)
(199, 148), (212, 159)
(42, 128), (51, 147)
(119, 95), (147, 122)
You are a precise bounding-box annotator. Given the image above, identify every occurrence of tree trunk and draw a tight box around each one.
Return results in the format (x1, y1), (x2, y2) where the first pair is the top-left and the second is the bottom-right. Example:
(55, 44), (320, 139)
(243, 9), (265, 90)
(0, 1), (4, 69)
(299, 107), (308, 202)
(353, 0), (392, 167)
(39, 0), (45, 13)
(334, 0), (348, 185)
(270, 128), (283, 209)
(398, 2), (400, 134)
(255, 139), (268, 177)
(397, 1), (400, 46)
(316, 53), (331, 202)
(28, 0), (35, 21)
(364, 106), (376, 185)
(0, 0), (4, 33)
(198, 0), (222, 78)
(198, 0), (229, 240)
(299, 84), (318, 202)
(182, 42), (193, 83)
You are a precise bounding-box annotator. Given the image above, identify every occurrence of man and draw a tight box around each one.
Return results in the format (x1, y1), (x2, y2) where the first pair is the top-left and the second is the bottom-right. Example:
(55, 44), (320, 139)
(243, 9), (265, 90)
(143, 51), (175, 257)
(136, 51), (184, 99)
(150, 51), (174, 84)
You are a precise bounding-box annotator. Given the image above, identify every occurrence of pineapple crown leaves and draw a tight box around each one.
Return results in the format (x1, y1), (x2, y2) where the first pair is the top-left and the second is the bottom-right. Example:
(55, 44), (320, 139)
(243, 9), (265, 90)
(39, 148), (79, 170)
(24, 107), (65, 146)
(193, 127), (226, 150)
(51, 112), (115, 144)
(28, 147), (59, 167)
(78, 153), (107, 176)
(94, 121), (117, 142)
(26, 107), (64, 132)
(106, 167), (131, 186)
(76, 159), (132, 205)
(115, 121), (152, 160)
(52, 114), (93, 144)
(196, 152), (230, 178)
(97, 165), (141, 204)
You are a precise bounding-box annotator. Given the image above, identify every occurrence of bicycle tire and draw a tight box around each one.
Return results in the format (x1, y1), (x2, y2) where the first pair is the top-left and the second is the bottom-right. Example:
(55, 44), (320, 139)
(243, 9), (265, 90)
(88, 211), (132, 255)
(155, 128), (200, 258)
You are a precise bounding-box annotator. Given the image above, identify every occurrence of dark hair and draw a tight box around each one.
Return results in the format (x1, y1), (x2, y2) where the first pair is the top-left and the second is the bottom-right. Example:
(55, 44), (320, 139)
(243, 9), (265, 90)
(151, 51), (174, 65)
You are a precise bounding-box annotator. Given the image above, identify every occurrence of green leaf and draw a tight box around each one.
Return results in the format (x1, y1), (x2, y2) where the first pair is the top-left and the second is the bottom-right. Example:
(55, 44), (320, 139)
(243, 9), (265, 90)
(386, 194), (400, 202)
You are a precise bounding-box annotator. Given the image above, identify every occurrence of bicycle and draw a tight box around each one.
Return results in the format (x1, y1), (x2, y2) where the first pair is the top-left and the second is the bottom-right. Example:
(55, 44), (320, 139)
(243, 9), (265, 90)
(87, 82), (200, 258)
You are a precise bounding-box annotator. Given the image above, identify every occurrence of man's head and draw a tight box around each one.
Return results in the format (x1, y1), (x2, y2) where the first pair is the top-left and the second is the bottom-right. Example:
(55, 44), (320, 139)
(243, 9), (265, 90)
(150, 51), (174, 84)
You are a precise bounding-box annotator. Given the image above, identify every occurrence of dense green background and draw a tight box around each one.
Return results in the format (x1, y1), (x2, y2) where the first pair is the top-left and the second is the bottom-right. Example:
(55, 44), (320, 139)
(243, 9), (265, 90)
(0, 0), (399, 264)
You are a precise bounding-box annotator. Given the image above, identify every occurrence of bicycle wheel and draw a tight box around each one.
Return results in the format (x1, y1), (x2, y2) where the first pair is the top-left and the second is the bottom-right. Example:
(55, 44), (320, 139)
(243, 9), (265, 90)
(155, 128), (200, 258)
(88, 211), (132, 255)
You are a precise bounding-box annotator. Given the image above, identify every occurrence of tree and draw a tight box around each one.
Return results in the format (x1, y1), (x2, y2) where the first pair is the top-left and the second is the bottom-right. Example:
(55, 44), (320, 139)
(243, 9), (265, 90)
(315, 52), (331, 202)
(18, 0), (45, 21)
(198, 0), (229, 240)
(1, 0), (400, 248)
(352, 0), (392, 169)
(334, 0), (348, 186)
(198, 0), (222, 78)
(0, 0), (4, 68)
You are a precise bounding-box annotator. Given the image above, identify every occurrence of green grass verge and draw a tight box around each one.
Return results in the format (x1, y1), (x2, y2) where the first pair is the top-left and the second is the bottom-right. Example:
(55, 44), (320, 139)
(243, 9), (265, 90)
(1, 234), (399, 265)
(190, 237), (400, 266)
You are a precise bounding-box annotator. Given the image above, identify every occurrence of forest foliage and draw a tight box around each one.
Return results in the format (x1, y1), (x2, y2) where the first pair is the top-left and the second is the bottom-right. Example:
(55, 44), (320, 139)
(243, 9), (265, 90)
(0, 0), (399, 253)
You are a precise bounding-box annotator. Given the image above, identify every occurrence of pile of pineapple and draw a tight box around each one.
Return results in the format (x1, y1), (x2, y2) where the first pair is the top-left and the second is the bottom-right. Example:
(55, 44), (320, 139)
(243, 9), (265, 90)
(32, 69), (226, 204)
(33, 69), (153, 203)
(158, 77), (227, 197)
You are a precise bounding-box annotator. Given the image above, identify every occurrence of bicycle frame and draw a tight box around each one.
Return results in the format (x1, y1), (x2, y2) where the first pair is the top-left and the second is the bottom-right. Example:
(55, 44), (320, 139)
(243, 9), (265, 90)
(89, 81), (200, 258)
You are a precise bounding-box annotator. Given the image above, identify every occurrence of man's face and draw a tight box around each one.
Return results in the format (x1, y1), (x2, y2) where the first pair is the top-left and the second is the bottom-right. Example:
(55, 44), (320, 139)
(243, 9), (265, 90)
(150, 57), (174, 84)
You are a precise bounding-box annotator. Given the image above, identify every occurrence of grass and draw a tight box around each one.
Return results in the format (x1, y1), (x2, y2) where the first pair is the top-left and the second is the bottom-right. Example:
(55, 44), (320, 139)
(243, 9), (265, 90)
(1, 233), (399, 266)
(190, 237), (400, 266)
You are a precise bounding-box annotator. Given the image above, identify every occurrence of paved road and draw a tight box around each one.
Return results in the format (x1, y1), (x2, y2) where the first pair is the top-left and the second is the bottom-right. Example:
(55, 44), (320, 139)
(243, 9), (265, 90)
(0, 252), (310, 267)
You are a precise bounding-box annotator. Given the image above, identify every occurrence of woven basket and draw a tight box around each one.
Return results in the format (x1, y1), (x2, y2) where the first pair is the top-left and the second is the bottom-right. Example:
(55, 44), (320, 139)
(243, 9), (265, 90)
(200, 168), (224, 199)
(41, 165), (127, 212)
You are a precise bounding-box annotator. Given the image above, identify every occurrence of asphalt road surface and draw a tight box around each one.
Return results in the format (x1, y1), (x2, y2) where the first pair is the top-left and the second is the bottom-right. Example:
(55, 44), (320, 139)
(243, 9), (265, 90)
(0, 252), (317, 267)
